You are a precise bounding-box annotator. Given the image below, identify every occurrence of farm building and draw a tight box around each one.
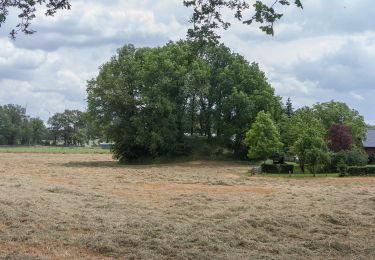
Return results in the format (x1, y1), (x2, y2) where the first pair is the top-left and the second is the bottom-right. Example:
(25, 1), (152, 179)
(363, 128), (375, 154)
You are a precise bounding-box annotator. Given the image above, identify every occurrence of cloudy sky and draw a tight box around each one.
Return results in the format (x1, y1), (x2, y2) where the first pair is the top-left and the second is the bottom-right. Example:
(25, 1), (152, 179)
(0, 0), (374, 124)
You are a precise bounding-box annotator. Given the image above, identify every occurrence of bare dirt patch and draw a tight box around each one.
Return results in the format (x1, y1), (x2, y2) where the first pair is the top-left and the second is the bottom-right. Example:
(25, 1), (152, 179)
(0, 153), (374, 259)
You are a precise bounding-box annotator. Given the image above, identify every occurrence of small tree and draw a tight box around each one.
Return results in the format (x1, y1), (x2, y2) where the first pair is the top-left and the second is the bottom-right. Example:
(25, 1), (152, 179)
(293, 128), (330, 176)
(336, 159), (348, 177)
(284, 97), (294, 118)
(245, 111), (283, 162)
(328, 123), (353, 152)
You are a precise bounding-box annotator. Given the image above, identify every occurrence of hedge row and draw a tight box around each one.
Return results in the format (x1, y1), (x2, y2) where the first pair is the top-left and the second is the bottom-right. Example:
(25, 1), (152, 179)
(347, 166), (375, 176)
(261, 164), (294, 174)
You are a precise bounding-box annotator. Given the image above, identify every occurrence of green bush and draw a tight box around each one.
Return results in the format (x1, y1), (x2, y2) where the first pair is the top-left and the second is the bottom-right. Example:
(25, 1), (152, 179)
(172, 141), (193, 156)
(261, 164), (279, 173)
(345, 150), (368, 166)
(347, 166), (375, 176)
(368, 153), (375, 164)
(366, 166), (375, 175)
(328, 149), (368, 172)
(336, 159), (348, 177)
(347, 166), (367, 176)
(280, 164), (294, 174)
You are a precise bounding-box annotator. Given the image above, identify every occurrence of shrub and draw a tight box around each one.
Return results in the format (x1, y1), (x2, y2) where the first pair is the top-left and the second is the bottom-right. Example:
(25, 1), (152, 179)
(280, 164), (294, 174)
(366, 166), (375, 175)
(368, 153), (375, 164)
(345, 149), (368, 166)
(336, 159), (348, 177)
(329, 149), (368, 172)
(261, 164), (279, 173)
(172, 141), (193, 156)
(347, 166), (367, 176)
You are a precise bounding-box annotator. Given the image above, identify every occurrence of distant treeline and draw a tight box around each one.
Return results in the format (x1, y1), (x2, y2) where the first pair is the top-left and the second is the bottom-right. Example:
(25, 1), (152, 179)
(0, 104), (103, 146)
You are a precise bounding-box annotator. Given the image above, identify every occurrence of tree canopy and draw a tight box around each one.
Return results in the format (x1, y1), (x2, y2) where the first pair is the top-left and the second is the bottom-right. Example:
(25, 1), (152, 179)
(47, 109), (100, 145)
(312, 101), (367, 148)
(292, 127), (330, 176)
(87, 41), (282, 162)
(328, 123), (353, 152)
(245, 111), (282, 161)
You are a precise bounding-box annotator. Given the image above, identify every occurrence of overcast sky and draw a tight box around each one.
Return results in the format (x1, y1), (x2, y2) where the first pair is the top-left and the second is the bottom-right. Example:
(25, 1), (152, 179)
(0, 0), (374, 124)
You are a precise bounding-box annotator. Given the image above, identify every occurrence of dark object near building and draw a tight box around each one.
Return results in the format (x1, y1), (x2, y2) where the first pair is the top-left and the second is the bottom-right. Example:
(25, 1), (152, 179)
(363, 129), (375, 154)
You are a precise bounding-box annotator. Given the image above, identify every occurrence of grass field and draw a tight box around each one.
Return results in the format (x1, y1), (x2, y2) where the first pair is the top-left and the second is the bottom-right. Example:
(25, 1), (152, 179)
(0, 153), (374, 259)
(0, 146), (110, 154)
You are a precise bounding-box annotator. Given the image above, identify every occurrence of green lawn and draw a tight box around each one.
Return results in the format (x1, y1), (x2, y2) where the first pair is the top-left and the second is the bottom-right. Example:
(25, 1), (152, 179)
(0, 146), (111, 154)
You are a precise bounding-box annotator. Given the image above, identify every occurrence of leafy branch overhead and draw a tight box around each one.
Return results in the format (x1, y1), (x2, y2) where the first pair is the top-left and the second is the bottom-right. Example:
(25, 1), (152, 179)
(0, 0), (71, 39)
(1, 0), (301, 40)
(184, 0), (303, 42)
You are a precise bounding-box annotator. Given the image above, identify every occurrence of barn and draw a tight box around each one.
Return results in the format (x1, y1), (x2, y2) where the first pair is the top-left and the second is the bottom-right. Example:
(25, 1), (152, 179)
(363, 128), (375, 154)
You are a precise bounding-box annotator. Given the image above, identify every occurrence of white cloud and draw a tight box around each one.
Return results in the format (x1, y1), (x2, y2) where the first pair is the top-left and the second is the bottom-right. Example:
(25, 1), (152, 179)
(350, 92), (365, 101)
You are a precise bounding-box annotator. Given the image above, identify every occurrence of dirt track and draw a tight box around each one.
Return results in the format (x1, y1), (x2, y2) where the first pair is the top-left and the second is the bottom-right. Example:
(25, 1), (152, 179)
(0, 153), (374, 259)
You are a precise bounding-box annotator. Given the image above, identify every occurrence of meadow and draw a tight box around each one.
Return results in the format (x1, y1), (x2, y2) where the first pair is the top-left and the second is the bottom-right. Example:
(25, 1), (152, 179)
(0, 153), (374, 259)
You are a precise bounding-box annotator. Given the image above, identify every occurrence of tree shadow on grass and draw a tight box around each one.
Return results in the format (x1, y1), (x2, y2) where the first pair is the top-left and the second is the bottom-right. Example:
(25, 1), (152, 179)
(59, 160), (248, 169)
(59, 161), (156, 169)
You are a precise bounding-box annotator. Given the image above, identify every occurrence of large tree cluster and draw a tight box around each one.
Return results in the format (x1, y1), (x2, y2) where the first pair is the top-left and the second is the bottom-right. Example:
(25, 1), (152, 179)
(0, 104), (47, 145)
(245, 100), (367, 174)
(263, 100), (367, 173)
(87, 42), (283, 162)
(47, 109), (99, 146)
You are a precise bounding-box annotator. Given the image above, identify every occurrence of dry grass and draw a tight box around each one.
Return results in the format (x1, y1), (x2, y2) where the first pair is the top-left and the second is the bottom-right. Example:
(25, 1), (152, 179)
(0, 153), (374, 259)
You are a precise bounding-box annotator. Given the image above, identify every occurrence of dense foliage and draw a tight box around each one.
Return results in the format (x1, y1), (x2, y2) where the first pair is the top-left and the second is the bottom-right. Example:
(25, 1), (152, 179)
(292, 128), (330, 176)
(0, 104), (47, 145)
(313, 101), (367, 148)
(48, 110), (101, 145)
(328, 123), (353, 152)
(276, 100), (367, 174)
(87, 42), (282, 162)
(347, 166), (375, 176)
(245, 111), (282, 161)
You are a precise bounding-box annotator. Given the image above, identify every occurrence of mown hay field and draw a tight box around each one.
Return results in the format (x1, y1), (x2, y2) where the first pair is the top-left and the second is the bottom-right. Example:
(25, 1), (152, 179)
(0, 153), (374, 259)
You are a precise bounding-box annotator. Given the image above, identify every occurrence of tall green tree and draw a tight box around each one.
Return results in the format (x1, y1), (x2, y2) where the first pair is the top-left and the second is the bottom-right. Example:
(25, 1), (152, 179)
(29, 118), (48, 145)
(279, 106), (325, 154)
(47, 109), (88, 145)
(0, 108), (11, 144)
(245, 111), (283, 162)
(284, 97), (294, 117)
(1, 104), (27, 145)
(293, 128), (330, 175)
